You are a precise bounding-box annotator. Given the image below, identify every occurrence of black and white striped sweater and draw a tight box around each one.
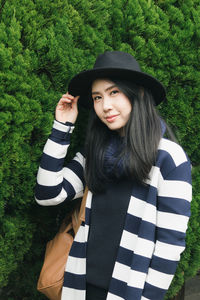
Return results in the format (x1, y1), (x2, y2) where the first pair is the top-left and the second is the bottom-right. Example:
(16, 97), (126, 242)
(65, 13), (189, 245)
(35, 120), (192, 300)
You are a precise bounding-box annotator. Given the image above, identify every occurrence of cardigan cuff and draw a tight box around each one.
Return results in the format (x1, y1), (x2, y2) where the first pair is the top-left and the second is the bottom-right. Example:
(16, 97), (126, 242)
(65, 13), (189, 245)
(50, 120), (75, 141)
(55, 119), (75, 127)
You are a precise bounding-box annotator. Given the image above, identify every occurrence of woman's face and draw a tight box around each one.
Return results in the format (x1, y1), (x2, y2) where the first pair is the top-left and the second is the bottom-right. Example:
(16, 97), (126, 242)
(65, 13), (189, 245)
(91, 79), (132, 135)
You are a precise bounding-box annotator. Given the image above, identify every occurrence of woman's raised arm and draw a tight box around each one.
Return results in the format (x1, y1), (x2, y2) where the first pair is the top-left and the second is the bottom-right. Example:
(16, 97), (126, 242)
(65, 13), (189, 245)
(35, 93), (85, 206)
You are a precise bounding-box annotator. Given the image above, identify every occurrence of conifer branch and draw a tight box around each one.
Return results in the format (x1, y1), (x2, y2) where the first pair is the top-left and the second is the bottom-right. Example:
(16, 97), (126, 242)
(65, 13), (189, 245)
(0, 0), (6, 17)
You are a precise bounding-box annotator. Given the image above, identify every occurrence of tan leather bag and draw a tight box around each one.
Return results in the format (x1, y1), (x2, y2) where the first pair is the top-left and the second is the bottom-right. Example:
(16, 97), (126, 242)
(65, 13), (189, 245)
(37, 188), (88, 300)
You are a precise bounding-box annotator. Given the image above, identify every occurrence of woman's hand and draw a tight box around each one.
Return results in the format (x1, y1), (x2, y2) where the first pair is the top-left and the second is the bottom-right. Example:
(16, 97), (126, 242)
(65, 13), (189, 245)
(55, 92), (80, 124)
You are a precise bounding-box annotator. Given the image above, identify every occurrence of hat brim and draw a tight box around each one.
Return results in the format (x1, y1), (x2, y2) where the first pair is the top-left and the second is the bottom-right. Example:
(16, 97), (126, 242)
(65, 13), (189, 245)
(68, 68), (166, 108)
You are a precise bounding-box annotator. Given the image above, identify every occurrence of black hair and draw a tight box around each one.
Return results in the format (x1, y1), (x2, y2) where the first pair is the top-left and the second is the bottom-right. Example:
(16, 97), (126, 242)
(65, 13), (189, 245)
(84, 77), (170, 194)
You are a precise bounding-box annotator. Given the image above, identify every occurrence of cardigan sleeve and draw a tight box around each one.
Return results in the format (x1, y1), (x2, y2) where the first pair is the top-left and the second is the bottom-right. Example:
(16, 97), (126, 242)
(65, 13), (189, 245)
(35, 120), (85, 206)
(141, 156), (192, 300)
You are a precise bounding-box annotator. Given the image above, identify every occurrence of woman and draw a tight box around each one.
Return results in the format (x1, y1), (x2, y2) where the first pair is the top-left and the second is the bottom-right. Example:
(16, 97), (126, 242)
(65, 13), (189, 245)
(35, 51), (192, 300)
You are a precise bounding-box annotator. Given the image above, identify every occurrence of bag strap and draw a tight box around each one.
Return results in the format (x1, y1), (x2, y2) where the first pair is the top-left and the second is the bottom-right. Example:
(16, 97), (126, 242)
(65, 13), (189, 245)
(73, 186), (88, 235)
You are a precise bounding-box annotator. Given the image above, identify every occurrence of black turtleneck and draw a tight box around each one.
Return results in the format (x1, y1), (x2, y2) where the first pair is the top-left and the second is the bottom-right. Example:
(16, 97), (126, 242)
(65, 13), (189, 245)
(86, 177), (133, 292)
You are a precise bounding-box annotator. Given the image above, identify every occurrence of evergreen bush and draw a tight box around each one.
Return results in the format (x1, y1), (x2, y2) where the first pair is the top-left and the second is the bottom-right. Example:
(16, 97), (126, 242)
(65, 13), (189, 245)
(0, 0), (199, 299)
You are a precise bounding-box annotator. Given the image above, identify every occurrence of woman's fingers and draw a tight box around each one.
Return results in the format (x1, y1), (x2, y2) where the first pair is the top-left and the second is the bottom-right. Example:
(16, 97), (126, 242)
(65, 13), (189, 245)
(73, 95), (80, 103)
(57, 94), (74, 109)
(62, 92), (74, 100)
(58, 93), (79, 105)
(55, 93), (79, 123)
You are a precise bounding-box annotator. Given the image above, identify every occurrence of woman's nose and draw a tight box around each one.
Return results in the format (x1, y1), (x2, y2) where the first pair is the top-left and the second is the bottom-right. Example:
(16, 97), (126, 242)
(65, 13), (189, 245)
(102, 96), (112, 111)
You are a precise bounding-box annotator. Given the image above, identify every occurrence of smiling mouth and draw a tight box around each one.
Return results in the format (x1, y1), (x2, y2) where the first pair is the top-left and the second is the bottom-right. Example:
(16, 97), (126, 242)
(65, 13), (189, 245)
(106, 115), (119, 122)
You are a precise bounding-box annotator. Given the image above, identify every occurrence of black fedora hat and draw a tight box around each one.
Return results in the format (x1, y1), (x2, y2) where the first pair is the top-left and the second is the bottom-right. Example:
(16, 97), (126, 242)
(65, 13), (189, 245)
(68, 51), (166, 108)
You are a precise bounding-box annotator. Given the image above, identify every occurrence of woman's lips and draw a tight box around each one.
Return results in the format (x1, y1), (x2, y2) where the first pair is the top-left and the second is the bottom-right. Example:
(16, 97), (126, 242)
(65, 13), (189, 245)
(106, 114), (119, 123)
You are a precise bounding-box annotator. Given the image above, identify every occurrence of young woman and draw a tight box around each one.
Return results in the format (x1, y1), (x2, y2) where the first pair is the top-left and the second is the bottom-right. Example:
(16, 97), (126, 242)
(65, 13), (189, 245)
(35, 51), (192, 300)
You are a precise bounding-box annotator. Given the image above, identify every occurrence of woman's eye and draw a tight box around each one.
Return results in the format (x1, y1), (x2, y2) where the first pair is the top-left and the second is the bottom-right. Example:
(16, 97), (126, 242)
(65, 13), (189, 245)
(111, 90), (119, 95)
(93, 96), (101, 101)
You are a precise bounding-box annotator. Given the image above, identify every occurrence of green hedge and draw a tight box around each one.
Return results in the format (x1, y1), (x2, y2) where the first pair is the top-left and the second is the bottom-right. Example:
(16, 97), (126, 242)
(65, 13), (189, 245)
(0, 0), (199, 299)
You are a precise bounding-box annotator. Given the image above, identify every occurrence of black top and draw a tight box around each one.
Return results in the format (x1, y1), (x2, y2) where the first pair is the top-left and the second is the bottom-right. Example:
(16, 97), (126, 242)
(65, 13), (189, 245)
(86, 177), (133, 290)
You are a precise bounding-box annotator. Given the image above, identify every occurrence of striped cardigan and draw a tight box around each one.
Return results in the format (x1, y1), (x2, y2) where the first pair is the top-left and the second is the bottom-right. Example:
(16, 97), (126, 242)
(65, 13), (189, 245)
(35, 120), (192, 300)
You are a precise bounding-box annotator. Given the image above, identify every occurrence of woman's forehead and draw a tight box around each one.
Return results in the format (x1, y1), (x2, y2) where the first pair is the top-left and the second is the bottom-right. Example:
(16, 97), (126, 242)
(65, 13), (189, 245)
(91, 78), (116, 91)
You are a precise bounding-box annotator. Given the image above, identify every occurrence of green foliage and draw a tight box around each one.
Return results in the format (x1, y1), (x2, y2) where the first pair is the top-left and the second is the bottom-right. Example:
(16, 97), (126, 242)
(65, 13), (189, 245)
(0, 0), (199, 299)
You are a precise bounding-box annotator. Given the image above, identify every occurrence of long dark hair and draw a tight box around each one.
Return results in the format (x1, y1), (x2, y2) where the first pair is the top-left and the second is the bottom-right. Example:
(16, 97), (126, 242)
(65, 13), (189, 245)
(84, 77), (164, 193)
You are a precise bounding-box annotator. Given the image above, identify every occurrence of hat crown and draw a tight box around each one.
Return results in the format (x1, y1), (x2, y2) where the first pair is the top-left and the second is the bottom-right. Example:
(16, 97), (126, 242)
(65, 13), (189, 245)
(94, 51), (141, 72)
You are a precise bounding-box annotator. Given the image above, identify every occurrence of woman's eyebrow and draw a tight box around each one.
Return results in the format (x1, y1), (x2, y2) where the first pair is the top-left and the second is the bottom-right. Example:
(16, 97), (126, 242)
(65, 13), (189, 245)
(92, 85), (117, 95)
